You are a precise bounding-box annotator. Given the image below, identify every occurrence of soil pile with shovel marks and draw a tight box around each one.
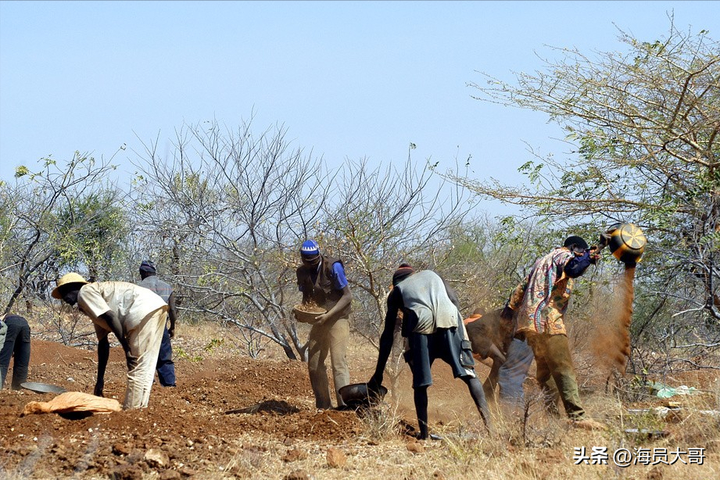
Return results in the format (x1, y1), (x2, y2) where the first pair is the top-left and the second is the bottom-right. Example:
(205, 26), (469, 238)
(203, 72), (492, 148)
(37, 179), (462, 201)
(0, 340), (367, 478)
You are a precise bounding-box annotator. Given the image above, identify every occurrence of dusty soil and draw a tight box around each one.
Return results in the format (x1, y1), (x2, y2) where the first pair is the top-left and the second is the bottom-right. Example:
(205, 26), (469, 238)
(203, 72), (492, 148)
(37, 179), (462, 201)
(292, 303), (327, 324)
(1, 324), (719, 480)
(1, 337), (384, 479)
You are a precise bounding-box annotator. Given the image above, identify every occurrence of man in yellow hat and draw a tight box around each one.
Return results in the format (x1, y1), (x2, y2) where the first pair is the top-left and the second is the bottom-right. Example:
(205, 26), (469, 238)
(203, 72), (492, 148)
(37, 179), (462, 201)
(52, 272), (169, 409)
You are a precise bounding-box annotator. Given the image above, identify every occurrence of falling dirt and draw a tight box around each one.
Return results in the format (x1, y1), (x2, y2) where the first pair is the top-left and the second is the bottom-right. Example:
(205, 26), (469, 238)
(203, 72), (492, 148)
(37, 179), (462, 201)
(592, 266), (636, 377)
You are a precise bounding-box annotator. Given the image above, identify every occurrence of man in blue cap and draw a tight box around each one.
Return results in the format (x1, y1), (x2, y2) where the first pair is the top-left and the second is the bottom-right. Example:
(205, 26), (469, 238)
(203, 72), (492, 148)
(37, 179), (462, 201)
(296, 239), (353, 409)
(138, 260), (178, 387)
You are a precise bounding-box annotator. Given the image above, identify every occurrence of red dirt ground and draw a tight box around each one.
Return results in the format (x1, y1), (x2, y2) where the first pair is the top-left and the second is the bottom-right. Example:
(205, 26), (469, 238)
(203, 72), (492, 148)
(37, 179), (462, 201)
(2, 333), (718, 479)
(0, 339), (379, 479)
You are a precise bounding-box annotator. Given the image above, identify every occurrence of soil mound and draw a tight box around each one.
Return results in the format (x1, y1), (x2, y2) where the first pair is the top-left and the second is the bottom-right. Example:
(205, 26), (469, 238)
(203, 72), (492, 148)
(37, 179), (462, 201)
(0, 340), (365, 478)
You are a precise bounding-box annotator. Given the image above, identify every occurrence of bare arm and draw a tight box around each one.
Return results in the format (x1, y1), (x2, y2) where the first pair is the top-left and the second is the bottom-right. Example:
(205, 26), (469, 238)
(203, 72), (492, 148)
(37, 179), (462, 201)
(97, 311), (137, 371)
(317, 285), (352, 323)
(98, 311), (129, 352)
(369, 289), (401, 390)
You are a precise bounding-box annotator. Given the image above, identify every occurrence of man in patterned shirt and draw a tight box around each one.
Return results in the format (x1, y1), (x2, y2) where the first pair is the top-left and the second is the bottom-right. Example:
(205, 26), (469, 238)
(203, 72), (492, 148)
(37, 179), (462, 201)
(499, 236), (603, 427)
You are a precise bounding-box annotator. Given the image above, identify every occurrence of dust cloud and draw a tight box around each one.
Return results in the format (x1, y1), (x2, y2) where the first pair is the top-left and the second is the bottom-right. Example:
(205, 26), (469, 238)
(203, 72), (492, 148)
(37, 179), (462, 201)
(591, 267), (636, 377)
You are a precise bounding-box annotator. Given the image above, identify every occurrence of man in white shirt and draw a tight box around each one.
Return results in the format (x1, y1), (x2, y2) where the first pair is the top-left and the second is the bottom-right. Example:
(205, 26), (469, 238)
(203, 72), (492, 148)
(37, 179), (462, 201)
(52, 272), (168, 409)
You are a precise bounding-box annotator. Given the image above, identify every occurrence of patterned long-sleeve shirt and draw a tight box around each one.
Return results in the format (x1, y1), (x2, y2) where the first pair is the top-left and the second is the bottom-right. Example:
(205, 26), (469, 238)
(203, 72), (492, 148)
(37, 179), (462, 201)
(507, 247), (579, 335)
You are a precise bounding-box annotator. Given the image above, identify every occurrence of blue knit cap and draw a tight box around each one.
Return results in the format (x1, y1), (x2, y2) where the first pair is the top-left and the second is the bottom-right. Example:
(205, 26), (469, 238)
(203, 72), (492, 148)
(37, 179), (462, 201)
(300, 240), (320, 256)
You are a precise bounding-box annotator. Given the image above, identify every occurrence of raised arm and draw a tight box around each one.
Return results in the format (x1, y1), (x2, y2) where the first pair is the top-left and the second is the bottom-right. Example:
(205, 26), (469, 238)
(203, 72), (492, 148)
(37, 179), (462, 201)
(167, 292), (178, 338)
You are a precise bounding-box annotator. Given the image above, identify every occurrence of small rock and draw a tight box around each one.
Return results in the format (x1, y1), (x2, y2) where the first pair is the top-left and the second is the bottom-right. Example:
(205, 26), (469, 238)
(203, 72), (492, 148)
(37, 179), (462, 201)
(127, 449), (145, 465)
(326, 447), (347, 468)
(159, 470), (182, 480)
(112, 443), (132, 456)
(282, 448), (307, 463)
(179, 466), (197, 477)
(144, 448), (169, 468)
(109, 464), (144, 480)
(406, 442), (425, 454)
(284, 469), (312, 480)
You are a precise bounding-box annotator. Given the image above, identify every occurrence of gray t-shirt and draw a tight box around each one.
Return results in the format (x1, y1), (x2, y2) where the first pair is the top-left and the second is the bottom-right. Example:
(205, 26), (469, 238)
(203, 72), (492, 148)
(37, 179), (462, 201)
(396, 270), (462, 334)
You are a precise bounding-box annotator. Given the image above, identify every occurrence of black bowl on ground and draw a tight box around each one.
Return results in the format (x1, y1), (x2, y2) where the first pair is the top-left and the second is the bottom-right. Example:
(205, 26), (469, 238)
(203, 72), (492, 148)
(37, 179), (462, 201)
(339, 383), (388, 408)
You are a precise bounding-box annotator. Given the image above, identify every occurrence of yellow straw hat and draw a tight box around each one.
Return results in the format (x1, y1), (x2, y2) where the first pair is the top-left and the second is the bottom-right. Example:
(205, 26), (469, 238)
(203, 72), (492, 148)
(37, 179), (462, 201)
(51, 272), (88, 299)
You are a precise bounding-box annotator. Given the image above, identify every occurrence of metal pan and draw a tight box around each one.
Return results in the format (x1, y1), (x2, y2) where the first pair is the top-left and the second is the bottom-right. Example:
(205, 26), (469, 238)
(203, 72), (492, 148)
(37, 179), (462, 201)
(339, 383), (388, 408)
(20, 382), (67, 394)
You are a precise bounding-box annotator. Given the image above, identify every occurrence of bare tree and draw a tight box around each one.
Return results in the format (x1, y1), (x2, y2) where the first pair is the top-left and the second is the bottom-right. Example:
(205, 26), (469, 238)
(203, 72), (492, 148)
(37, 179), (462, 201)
(0, 152), (121, 315)
(132, 119), (332, 359)
(322, 149), (475, 339)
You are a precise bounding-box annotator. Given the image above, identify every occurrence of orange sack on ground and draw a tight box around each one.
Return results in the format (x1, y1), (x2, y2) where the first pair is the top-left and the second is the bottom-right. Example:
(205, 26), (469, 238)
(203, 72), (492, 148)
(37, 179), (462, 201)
(22, 391), (122, 416)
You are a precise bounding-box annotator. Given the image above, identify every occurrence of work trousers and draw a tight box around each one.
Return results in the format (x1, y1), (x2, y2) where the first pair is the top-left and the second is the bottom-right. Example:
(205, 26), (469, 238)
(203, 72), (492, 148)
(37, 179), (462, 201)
(526, 332), (585, 419)
(307, 316), (350, 409)
(0, 316), (31, 390)
(156, 325), (176, 387)
(497, 337), (534, 407)
(124, 308), (168, 409)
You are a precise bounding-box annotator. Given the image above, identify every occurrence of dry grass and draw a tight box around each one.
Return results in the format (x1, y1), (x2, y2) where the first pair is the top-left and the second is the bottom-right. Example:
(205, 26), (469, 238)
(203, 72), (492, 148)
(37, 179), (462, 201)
(226, 376), (719, 480)
(10, 312), (720, 479)
(261, 361), (719, 480)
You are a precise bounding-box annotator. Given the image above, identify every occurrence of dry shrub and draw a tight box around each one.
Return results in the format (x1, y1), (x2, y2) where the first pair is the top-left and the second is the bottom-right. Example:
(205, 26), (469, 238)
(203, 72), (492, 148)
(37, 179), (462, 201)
(358, 402), (405, 441)
(665, 383), (720, 452)
(520, 392), (567, 448)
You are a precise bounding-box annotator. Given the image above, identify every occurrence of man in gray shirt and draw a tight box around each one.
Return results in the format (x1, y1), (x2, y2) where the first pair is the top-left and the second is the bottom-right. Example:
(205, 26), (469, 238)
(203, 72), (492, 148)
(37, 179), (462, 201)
(368, 264), (491, 439)
(138, 260), (177, 387)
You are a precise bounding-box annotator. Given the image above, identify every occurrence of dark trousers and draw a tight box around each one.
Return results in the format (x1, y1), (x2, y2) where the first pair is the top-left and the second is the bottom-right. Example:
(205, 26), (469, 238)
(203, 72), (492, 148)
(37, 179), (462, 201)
(156, 326), (176, 387)
(0, 316), (31, 390)
(497, 337), (535, 407)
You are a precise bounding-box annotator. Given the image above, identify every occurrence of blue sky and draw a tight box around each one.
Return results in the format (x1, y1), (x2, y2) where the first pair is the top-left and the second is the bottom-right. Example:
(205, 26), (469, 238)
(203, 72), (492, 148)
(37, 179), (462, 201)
(0, 1), (717, 216)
